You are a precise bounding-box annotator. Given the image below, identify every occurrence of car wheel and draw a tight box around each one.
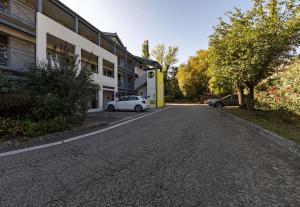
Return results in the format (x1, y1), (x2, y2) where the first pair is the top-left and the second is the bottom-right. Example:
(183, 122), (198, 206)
(135, 105), (143, 112)
(108, 105), (115, 112)
(215, 102), (223, 108)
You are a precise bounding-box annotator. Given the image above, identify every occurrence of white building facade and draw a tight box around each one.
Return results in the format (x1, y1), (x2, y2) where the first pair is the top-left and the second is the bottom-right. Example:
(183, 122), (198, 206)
(36, 12), (118, 112)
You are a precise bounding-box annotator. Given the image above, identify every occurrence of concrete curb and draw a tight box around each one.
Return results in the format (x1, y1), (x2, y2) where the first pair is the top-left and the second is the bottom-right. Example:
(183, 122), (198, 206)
(0, 122), (108, 150)
(216, 108), (300, 157)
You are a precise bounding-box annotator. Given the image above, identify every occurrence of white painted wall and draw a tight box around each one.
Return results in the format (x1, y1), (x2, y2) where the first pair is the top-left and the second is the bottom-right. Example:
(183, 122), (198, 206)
(36, 12), (118, 112)
(147, 70), (156, 108)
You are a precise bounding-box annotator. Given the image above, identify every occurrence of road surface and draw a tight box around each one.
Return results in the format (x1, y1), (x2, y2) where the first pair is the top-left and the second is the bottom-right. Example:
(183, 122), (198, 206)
(0, 106), (299, 206)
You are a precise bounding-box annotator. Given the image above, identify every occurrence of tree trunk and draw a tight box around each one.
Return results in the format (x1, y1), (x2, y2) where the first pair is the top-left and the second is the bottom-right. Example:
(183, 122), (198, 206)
(238, 86), (246, 109)
(247, 85), (255, 110)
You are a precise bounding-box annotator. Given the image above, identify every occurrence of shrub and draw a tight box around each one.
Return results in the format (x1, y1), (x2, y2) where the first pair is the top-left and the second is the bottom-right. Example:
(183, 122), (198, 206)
(26, 52), (100, 121)
(23, 117), (71, 138)
(0, 72), (32, 117)
(0, 116), (72, 141)
(256, 60), (300, 115)
(0, 93), (32, 117)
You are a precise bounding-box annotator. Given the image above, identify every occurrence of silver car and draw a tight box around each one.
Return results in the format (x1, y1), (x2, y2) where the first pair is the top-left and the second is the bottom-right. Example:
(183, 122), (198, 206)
(106, 96), (150, 112)
(208, 94), (239, 107)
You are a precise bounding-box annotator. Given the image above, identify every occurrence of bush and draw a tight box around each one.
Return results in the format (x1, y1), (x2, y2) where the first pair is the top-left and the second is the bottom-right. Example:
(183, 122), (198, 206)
(0, 116), (72, 141)
(26, 53), (100, 121)
(0, 72), (32, 117)
(256, 60), (300, 115)
(23, 117), (71, 138)
(0, 93), (32, 117)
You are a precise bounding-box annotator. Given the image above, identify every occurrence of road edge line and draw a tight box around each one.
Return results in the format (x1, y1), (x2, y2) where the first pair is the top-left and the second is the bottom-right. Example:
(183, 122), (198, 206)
(0, 107), (171, 158)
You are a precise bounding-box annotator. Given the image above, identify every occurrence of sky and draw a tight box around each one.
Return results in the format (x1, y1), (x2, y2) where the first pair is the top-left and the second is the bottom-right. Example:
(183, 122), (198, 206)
(60, 0), (253, 64)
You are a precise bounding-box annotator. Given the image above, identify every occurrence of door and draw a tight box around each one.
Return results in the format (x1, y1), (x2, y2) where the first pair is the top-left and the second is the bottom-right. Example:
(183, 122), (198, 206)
(128, 96), (139, 110)
(103, 90), (114, 109)
(117, 96), (130, 110)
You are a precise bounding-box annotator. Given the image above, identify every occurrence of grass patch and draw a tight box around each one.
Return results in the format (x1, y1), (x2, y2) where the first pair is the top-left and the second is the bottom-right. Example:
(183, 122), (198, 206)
(224, 107), (300, 144)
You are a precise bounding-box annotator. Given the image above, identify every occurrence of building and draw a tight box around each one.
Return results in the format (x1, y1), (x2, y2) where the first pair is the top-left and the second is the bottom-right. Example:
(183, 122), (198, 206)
(135, 56), (165, 108)
(103, 32), (136, 97)
(0, 0), (148, 112)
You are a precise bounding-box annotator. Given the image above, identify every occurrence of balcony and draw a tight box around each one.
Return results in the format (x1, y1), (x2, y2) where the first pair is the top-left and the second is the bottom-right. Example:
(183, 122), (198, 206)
(0, 42), (35, 73)
(0, 0), (36, 34)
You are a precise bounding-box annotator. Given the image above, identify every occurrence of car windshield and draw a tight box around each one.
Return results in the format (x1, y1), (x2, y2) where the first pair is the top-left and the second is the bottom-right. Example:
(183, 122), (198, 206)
(222, 95), (232, 100)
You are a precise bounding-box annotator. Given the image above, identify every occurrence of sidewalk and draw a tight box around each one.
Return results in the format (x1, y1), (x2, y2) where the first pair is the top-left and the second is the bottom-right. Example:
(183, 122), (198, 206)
(0, 110), (153, 152)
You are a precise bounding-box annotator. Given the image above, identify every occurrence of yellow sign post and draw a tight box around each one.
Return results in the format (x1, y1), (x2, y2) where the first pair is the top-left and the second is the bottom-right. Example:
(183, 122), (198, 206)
(156, 70), (164, 108)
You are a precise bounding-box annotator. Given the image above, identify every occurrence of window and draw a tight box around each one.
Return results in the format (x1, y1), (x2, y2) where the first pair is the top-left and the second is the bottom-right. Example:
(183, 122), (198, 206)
(119, 96), (129, 101)
(127, 75), (134, 89)
(103, 59), (114, 78)
(118, 73), (126, 88)
(129, 96), (139, 101)
(81, 49), (98, 74)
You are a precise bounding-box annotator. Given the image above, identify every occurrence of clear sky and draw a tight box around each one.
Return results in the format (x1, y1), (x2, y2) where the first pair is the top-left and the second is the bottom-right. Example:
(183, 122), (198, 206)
(60, 0), (253, 64)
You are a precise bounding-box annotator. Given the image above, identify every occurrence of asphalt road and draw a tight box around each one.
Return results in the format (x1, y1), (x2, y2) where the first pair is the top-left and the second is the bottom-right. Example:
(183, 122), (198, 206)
(0, 106), (299, 207)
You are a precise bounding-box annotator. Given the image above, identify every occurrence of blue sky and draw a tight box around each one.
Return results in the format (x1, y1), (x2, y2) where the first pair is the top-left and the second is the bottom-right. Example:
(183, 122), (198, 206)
(60, 0), (253, 63)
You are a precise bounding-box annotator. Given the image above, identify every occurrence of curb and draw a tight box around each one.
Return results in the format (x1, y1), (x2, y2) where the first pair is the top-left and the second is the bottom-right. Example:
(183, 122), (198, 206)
(216, 108), (300, 157)
(0, 122), (108, 150)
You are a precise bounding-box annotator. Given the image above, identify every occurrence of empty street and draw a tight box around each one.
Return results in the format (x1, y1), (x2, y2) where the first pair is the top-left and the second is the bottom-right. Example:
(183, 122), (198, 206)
(0, 106), (299, 207)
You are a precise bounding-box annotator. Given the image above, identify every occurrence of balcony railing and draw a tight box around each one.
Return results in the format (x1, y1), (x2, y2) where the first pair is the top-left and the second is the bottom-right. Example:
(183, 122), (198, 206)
(0, 0), (35, 28)
(0, 42), (35, 72)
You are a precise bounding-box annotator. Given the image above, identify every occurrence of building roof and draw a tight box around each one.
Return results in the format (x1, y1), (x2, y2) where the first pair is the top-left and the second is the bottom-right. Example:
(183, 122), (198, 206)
(103, 32), (126, 49)
(134, 56), (163, 70)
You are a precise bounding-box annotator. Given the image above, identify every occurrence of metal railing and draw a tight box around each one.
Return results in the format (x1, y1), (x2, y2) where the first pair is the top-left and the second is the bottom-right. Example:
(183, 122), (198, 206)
(0, 42), (35, 72)
(0, 43), (8, 65)
(0, 0), (35, 27)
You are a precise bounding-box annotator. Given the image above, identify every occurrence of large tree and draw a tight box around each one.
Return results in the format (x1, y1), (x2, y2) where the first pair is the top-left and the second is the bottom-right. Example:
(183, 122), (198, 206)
(151, 44), (179, 79)
(176, 50), (209, 99)
(141, 40), (150, 59)
(208, 0), (300, 109)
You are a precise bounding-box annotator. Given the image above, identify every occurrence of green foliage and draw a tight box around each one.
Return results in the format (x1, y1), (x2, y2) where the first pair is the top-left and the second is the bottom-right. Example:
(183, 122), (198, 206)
(151, 44), (179, 78)
(141, 40), (150, 59)
(26, 54), (100, 121)
(256, 59), (300, 115)
(176, 50), (210, 99)
(0, 72), (32, 117)
(164, 67), (183, 98)
(0, 93), (32, 117)
(0, 71), (17, 93)
(151, 44), (165, 66)
(208, 0), (300, 109)
(0, 116), (71, 141)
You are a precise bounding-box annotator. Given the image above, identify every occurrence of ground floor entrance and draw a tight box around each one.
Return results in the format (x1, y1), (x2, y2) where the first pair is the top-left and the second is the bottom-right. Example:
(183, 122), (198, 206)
(103, 90), (114, 109)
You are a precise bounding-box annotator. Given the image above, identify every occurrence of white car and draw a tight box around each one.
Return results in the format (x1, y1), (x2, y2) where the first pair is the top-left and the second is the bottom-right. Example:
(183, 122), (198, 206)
(106, 96), (149, 112)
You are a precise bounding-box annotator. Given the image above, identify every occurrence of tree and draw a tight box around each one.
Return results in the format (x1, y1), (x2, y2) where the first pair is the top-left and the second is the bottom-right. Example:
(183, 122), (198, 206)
(151, 44), (165, 66)
(208, 0), (300, 109)
(176, 50), (210, 99)
(151, 44), (179, 79)
(141, 40), (150, 59)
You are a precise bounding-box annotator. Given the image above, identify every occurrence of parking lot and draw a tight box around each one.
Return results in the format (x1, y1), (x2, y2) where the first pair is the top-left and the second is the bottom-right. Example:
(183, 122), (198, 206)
(84, 109), (155, 127)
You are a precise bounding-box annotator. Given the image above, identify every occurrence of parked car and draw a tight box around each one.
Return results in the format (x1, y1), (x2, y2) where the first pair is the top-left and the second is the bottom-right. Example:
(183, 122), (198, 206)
(207, 94), (239, 107)
(106, 96), (149, 112)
